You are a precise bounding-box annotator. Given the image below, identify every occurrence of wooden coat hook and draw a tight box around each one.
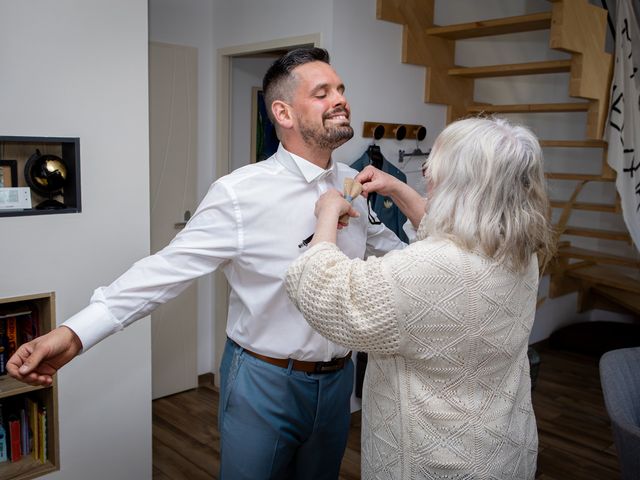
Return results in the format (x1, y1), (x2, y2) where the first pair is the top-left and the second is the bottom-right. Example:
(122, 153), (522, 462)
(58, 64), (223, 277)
(362, 121), (426, 141)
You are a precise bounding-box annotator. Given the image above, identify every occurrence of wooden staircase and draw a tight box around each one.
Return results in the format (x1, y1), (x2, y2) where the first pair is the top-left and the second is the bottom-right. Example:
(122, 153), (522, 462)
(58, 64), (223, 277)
(377, 0), (640, 316)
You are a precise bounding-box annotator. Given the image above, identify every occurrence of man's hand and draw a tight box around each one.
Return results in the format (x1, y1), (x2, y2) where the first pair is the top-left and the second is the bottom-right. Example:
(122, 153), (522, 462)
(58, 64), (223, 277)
(7, 326), (83, 386)
(355, 165), (402, 198)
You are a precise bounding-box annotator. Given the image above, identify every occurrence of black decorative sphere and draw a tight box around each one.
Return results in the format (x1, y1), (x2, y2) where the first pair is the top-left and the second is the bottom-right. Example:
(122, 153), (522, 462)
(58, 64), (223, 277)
(24, 149), (69, 209)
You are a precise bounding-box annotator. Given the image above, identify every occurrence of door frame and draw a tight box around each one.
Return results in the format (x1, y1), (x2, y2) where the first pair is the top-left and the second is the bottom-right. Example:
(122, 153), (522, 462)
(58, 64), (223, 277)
(213, 33), (322, 386)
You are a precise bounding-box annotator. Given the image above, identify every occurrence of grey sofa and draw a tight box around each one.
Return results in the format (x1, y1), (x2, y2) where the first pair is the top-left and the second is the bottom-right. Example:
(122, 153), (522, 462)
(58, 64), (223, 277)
(600, 347), (640, 480)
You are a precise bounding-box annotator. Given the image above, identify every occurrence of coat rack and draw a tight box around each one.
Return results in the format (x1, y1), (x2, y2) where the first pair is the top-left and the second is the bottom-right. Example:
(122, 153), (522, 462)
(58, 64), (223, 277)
(362, 122), (427, 141)
(398, 145), (430, 164)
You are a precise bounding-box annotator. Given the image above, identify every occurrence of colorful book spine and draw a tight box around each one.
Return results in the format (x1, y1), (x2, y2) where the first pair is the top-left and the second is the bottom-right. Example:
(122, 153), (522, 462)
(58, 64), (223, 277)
(20, 407), (29, 456)
(19, 310), (38, 345)
(38, 406), (47, 462)
(0, 317), (7, 376)
(0, 404), (7, 462)
(27, 399), (39, 461)
(0, 423), (7, 463)
(8, 415), (20, 462)
(6, 316), (17, 358)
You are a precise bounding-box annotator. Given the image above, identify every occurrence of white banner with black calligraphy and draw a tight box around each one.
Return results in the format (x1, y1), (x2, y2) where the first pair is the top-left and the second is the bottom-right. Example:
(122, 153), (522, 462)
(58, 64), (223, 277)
(606, 0), (640, 252)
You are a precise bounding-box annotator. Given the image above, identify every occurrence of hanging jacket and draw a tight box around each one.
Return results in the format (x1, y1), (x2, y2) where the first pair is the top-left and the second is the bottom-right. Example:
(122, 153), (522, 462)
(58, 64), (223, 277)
(351, 151), (409, 243)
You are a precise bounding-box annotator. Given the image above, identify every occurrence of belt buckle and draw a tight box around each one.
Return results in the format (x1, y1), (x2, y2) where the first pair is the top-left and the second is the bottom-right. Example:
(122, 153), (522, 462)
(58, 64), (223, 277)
(314, 358), (342, 373)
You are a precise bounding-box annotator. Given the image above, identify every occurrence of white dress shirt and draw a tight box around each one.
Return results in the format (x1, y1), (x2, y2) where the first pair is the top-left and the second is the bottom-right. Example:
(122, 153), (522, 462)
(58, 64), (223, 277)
(64, 144), (405, 361)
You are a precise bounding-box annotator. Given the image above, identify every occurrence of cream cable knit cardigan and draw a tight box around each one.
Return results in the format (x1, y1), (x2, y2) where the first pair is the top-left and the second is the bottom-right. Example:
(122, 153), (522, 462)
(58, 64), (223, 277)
(286, 224), (539, 480)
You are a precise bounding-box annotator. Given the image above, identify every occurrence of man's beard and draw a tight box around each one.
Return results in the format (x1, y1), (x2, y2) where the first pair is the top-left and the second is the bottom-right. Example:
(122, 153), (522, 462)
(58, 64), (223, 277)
(300, 114), (354, 150)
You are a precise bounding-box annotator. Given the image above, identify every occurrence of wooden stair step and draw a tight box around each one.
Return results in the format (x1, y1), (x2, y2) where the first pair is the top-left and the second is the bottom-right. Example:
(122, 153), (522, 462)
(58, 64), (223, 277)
(540, 140), (607, 148)
(557, 245), (640, 268)
(467, 102), (590, 113)
(425, 12), (552, 39)
(550, 200), (618, 213)
(545, 172), (615, 182)
(567, 265), (640, 294)
(559, 226), (632, 242)
(592, 285), (640, 315)
(449, 60), (571, 78)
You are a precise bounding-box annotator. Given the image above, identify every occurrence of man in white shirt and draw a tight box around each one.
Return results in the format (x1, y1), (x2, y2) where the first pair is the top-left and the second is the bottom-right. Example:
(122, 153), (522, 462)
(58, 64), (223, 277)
(7, 48), (404, 479)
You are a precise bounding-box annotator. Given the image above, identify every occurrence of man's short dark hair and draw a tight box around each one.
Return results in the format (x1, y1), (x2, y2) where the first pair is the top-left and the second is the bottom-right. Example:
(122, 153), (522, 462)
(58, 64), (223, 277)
(262, 47), (331, 123)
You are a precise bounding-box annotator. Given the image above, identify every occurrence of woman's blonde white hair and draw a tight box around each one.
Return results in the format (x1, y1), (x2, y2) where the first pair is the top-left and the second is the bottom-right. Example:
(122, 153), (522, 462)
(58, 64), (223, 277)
(424, 116), (554, 272)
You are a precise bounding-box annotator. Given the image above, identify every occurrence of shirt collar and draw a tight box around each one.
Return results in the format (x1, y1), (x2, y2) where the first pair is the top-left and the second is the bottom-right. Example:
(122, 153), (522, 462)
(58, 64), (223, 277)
(275, 143), (336, 183)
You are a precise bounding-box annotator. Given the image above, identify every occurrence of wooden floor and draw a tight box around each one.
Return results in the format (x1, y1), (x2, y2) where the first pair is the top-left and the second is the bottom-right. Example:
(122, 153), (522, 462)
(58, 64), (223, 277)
(152, 344), (620, 479)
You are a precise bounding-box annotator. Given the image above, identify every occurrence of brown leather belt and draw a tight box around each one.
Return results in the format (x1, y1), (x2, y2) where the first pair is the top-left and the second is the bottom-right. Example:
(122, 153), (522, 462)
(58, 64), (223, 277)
(243, 348), (352, 374)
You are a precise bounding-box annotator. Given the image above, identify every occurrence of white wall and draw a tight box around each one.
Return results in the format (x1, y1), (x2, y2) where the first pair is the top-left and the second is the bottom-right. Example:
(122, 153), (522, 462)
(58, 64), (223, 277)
(212, 0), (334, 50)
(0, 1), (151, 479)
(149, 0), (217, 375)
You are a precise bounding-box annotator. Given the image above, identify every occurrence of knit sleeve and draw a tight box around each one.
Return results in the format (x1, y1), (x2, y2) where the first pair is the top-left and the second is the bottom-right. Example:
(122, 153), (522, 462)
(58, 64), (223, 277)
(286, 242), (400, 354)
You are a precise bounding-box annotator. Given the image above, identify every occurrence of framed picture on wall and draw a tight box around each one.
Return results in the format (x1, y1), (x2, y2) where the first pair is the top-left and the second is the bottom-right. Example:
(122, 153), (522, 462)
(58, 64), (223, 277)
(250, 87), (279, 163)
(0, 160), (18, 187)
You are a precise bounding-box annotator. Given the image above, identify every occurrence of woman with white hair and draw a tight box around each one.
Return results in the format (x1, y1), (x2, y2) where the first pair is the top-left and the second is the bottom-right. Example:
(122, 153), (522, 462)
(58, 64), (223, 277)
(285, 117), (554, 479)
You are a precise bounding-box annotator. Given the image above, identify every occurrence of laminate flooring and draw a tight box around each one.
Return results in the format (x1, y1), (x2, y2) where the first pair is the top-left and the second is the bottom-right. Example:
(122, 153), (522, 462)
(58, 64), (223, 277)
(152, 344), (620, 479)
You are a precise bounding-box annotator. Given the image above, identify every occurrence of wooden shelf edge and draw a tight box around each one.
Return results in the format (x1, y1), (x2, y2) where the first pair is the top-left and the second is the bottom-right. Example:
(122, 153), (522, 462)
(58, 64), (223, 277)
(559, 226), (631, 242)
(0, 457), (57, 480)
(557, 246), (640, 268)
(540, 139), (607, 148)
(0, 377), (47, 400)
(426, 12), (552, 39)
(567, 266), (640, 294)
(545, 172), (615, 182)
(592, 285), (640, 315)
(449, 60), (571, 78)
(0, 292), (55, 305)
(550, 200), (617, 212)
(467, 102), (590, 113)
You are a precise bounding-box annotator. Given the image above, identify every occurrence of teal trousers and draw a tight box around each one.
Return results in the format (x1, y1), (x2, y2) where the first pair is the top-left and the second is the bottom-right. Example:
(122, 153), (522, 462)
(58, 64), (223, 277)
(218, 338), (353, 480)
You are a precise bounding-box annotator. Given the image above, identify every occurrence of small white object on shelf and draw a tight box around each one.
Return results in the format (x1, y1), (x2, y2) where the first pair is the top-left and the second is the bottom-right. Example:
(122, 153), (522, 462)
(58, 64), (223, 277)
(0, 187), (32, 210)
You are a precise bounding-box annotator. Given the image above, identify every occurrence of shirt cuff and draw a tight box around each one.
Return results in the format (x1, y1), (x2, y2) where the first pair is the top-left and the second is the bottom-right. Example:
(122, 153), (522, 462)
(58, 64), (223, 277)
(402, 219), (417, 243)
(61, 301), (121, 353)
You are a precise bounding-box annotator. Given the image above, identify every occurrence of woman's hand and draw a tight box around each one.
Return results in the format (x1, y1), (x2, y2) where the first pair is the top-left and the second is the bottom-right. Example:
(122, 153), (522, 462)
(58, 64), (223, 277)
(310, 190), (360, 246)
(356, 166), (428, 230)
(355, 165), (402, 198)
(315, 189), (359, 227)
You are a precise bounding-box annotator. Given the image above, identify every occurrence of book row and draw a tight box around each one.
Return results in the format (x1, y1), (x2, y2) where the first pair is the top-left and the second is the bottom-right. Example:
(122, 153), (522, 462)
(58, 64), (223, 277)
(0, 394), (48, 464)
(0, 302), (40, 376)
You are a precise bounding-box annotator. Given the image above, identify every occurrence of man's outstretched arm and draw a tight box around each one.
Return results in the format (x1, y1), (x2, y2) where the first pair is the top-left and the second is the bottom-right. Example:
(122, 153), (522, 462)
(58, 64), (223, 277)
(6, 326), (83, 386)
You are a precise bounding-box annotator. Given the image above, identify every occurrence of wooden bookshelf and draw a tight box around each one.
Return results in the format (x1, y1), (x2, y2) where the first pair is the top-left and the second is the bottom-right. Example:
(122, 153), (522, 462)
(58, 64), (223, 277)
(0, 293), (59, 480)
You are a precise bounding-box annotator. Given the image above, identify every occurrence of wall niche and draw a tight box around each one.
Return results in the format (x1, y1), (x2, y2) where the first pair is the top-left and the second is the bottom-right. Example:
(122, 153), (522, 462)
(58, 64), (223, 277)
(0, 136), (81, 217)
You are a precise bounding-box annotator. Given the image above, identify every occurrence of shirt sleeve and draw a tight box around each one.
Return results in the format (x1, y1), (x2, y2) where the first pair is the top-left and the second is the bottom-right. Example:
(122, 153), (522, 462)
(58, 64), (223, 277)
(364, 209), (406, 257)
(402, 219), (418, 243)
(285, 242), (400, 354)
(63, 181), (241, 352)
